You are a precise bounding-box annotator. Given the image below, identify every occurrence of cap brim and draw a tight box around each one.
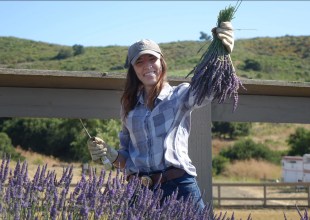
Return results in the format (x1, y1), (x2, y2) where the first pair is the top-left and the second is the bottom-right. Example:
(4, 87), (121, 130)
(131, 50), (161, 65)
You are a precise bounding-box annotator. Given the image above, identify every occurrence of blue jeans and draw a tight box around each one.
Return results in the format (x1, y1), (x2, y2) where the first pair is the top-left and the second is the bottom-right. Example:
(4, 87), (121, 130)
(156, 172), (205, 211)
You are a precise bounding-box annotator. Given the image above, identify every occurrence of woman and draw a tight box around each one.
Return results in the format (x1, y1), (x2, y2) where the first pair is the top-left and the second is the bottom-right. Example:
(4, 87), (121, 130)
(88, 22), (234, 210)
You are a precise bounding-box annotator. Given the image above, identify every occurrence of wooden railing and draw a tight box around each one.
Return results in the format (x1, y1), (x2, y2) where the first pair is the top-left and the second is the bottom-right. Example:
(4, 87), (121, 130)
(213, 182), (310, 208)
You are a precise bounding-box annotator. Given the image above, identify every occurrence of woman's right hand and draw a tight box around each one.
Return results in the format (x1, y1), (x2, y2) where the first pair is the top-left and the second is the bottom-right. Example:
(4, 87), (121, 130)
(87, 137), (118, 163)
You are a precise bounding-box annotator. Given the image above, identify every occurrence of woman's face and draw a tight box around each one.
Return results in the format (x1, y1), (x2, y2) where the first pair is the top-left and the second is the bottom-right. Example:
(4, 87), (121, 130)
(133, 54), (162, 89)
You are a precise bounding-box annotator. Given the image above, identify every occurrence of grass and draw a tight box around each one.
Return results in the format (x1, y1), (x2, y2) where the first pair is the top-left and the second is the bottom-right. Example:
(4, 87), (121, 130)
(248, 123), (310, 151)
(220, 159), (282, 181)
(214, 208), (304, 220)
(13, 147), (100, 185)
(1, 36), (310, 82)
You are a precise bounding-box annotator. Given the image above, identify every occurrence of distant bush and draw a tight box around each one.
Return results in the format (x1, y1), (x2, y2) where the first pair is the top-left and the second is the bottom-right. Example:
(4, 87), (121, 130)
(0, 132), (24, 161)
(212, 122), (251, 139)
(72, 44), (85, 56)
(53, 48), (73, 60)
(220, 138), (281, 164)
(287, 127), (310, 156)
(212, 155), (229, 175)
(199, 31), (212, 41)
(242, 59), (262, 71)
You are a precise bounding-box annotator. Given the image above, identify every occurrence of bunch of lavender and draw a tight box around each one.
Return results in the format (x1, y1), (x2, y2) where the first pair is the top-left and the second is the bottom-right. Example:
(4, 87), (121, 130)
(0, 156), (252, 219)
(187, 1), (244, 111)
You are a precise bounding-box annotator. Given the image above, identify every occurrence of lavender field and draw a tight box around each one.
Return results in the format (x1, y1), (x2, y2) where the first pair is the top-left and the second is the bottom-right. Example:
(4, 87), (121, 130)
(0, 156), (244, 220)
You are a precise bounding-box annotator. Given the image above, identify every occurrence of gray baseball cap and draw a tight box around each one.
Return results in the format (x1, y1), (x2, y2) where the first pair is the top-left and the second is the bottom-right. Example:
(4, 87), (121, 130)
(127, 39), (162, 66)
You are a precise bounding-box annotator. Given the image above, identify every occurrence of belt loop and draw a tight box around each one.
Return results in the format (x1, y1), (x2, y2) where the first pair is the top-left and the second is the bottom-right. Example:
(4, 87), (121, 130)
(153, 173), (163, 187)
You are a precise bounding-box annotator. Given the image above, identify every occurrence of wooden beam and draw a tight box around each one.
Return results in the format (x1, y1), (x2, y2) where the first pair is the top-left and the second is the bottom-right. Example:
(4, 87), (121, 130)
(0, 87), (122, 119)
(212, 94), (310, 124)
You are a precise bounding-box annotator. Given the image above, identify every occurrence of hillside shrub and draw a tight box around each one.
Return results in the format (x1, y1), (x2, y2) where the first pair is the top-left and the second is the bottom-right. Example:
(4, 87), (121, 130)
(242, 59), (262, 71)
(199, 31), (212, 41)
(212, 155), (229, 175)
(288, 127), (310, 156)
(212, 122), (251, 139)
(0, 132), (24, 161)
(72, 44), (85, 56)
(53, 48), (73, 60)
(219, 138), (281, 164)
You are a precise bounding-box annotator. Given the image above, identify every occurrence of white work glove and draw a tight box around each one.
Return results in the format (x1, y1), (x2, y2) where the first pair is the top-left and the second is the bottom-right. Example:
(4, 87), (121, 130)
(214, 21), (234, 53)
(87, 137), (118, 163)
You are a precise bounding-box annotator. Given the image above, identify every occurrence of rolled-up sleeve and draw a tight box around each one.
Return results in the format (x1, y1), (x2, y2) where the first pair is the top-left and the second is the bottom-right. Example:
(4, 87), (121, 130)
(178, 83), (213, 109)
(118, 125), (130, 159)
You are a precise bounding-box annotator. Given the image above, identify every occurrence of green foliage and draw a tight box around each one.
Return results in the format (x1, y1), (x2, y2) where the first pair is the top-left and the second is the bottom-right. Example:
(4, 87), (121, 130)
(199, 31), (211, 41)
(212, 122), (251, 139)
(242, 59), (262, 71)
(1, 118), (121, 162)
(1, 36), (310, 82)
(1, 118), (64, 156)
(220, 138), (281, 164)
(70, 119), (121, 163)
(72, 44), (85, 56)
(287, 127), (310, 156)
(212, 155), (229, 175)
(0, 132), (24, 161)
(53, 48), (73, 60)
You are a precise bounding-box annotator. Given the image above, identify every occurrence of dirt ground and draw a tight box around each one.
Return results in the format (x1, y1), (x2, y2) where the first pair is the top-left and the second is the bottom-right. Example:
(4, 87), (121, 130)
(213, 184), (309, 219)
(214, 208), (307, 220)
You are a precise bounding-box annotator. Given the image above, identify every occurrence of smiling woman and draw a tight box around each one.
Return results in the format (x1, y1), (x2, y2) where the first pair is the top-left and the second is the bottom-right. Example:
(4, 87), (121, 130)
(87, 18), (235, 211)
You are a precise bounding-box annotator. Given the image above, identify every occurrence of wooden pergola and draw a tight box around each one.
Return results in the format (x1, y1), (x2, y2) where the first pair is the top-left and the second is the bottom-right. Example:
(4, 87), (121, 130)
(1, 68), (310, 203)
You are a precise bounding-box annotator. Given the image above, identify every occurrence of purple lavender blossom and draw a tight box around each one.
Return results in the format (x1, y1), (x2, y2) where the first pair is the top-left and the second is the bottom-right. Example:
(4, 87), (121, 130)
(0, 157), (262, 220)
(50, 190), (58, 220)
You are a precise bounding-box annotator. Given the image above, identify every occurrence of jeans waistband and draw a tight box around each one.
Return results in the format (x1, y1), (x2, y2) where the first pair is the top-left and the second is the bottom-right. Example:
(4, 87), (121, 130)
(138, 166), (175, 176)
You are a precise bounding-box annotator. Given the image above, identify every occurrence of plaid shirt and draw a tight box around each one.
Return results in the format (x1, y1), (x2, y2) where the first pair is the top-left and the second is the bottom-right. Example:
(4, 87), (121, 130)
(118, 82), (211, 176)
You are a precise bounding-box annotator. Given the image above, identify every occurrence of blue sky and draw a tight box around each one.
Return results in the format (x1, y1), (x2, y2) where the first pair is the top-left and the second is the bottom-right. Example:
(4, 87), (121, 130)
(1, 1), (309, 47)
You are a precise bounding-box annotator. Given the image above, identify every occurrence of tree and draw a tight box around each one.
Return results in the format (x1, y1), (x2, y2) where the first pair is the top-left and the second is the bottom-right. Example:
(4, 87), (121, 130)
(199, 31), (212, 41)
(219, 138), (280, 163)
(72, 44), (85, 56)
(212, 122), (251, 139)
(288, 127), (310, 156)
(1, 118), (122, 162)
(0, 132), (24, 161)
(212, 155), (229, 175)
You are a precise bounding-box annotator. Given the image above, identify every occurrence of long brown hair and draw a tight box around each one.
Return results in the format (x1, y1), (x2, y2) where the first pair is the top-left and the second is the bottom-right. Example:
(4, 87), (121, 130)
(121, 57), (167, 119)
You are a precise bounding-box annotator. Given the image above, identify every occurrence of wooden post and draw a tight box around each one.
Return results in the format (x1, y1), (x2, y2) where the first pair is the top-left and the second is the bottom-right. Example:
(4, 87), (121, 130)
(189, 105), (212, 204)
(218, 185), (221, 207)
(263, 184), (267, 207)
(308, 186), (310, 207)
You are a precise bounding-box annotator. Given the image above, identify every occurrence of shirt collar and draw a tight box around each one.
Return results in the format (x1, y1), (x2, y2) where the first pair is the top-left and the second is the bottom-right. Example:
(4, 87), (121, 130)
(137, 82), (171, 105)
(157, 82), (171, 101)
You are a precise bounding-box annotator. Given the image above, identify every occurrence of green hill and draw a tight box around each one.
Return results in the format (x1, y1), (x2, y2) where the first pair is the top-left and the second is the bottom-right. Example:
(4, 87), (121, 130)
(0, 35), (310, 82)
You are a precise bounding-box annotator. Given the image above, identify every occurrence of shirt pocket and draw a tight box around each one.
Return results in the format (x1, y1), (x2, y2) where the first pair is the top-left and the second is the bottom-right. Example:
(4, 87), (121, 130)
(152, 108), (174, 137)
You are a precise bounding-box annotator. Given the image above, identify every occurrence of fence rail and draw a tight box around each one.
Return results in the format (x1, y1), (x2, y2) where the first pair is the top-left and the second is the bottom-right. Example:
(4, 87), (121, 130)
(213, 182), (310, 208)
